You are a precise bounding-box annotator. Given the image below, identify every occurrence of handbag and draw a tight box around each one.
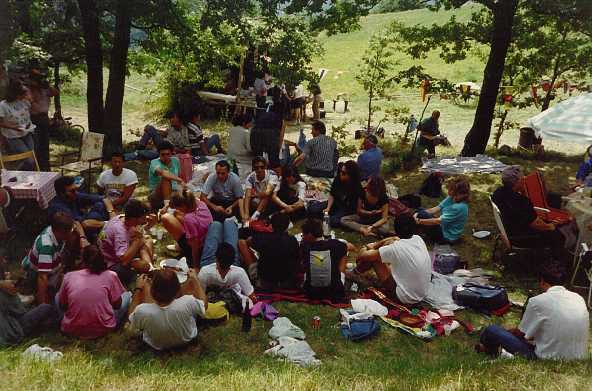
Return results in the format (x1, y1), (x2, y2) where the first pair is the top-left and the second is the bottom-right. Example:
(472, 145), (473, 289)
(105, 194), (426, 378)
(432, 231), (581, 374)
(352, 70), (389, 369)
(452, 283), (509, 313)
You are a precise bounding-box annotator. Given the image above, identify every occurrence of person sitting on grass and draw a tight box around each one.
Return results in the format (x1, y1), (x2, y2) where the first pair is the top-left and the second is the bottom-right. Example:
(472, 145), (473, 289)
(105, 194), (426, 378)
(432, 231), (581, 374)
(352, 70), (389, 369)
(98, 199), (155, 285)
(292, 120), (338, 178)
(271, 165), (306, 220)
(148, 141), (186, 211)
(414, 175), (470, 244)
(243, 156), (279, 222)
(350, 214), (431, 304)
(299, 218), (348, 302)
(308, 160), (364, 228)
(56, 245), (131, 339)
(48, 175), (116, 238)
(341, 175), (392, 237)
(238, 213), (300, 289)
(198, 243), (256, 307)
(476, 262), (589, 360)
(21, 212), (85, 304)
(140, 110), (189, 152)
(357, 134), (383, 181)
(199, 217), (240, 269)
(186, 109), (225, 156)
(161, 189), (213, 268)
(96, 151), (138, 210)
(128, 268), (208, 351)
(200, 160), (245, 222)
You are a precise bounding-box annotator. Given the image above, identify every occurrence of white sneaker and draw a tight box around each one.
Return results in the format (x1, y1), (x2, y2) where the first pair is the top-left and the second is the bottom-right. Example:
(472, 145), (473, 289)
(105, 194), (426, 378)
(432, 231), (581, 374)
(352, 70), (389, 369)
(22, 344), (63, 362)
(499, 349), (515, 359)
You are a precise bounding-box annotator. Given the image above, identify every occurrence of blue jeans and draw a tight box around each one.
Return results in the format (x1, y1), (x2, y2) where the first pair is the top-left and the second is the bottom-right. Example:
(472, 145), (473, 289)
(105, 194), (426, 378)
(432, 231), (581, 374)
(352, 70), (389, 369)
(480, 325), (536, 359)
(5, 133), (35, 170)
(200, 219), (239, 267)
(55, 291), (132, 328)
(306, 200), (349, 227)
(140, 125), (164, 148)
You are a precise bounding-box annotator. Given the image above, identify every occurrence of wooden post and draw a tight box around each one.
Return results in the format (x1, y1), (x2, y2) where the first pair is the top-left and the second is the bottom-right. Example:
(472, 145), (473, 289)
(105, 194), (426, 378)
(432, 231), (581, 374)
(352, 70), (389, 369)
(234, 48), (246, 116)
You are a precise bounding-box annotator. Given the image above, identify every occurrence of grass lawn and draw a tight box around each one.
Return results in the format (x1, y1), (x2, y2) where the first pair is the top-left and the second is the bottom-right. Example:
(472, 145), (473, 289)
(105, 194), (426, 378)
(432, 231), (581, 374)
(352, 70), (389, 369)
(1, 7), (591, 391)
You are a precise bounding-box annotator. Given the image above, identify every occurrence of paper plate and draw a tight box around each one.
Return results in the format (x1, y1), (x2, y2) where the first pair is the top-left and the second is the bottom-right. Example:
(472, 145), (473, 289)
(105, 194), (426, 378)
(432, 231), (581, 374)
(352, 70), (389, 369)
(159, 257), (189, 283)
(472, 230), (491, 239)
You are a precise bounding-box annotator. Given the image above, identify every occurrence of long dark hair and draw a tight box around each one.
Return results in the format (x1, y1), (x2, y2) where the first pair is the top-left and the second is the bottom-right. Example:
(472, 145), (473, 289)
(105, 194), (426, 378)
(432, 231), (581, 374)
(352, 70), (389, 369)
(83, 245), (108, 275)
(334, 160), (362, 194)
(366, 175), (387, 199)
(280, 165), (303, 189)
(5, 78), (26, 102)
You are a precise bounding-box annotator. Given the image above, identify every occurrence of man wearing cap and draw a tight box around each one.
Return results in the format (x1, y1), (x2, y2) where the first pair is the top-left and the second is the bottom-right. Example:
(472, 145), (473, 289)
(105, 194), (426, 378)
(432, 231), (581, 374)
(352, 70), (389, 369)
(492, 166), (565, 261)
(357, 134), (383, 181)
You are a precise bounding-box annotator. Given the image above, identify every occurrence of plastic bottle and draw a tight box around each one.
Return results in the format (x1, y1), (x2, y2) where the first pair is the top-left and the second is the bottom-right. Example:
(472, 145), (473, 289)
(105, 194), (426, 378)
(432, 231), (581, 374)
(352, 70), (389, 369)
(322, 212), (331, 238)
(242, 303), (252, 332)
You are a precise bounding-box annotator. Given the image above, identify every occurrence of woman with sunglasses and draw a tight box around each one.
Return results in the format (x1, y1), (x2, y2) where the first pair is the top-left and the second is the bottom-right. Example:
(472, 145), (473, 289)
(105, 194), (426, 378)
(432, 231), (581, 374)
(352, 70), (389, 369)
(271, 165), (306, 219)
(315, 160), (363, 227)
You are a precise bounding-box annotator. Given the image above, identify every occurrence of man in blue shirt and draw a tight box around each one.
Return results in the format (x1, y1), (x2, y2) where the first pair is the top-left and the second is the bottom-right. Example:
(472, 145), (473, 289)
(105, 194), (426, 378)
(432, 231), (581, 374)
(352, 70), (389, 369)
(357, 134), (383, 180)
(48, 176), (116, 237)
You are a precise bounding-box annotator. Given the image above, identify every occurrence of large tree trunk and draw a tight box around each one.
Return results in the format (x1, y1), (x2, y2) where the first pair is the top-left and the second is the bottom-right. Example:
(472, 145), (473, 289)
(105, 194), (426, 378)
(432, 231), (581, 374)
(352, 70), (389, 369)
(461, 0), (518, 156)
(78, 0), (104, 133)
(103, 0), (132, 155)
(53, 62), (62, 118)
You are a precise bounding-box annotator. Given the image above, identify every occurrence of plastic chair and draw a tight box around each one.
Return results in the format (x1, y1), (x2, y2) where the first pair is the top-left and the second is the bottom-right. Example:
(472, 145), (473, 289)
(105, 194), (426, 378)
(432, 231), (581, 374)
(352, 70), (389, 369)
(521, 171), (573, 225)
(59, 131), (104, 190)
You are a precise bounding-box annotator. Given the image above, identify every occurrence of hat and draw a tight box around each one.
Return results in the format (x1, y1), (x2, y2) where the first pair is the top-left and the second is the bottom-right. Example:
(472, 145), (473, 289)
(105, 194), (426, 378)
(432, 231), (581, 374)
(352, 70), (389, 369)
(501, 166), (523, 187)
(159, 257), (189, 283)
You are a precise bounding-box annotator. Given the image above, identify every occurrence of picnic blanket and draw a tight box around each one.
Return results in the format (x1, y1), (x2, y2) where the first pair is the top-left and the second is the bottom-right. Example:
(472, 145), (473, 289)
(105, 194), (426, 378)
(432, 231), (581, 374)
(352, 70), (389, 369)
(255, 289), (350, 308)
(424, 271), (493, 311)
(421, 155), (508, 175)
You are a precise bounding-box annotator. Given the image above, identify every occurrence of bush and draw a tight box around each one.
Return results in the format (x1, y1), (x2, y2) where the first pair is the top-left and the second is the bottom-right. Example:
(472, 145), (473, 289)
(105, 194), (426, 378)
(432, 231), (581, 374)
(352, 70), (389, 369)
(380, 134), (421, 175)
(371, 0), (424, 14)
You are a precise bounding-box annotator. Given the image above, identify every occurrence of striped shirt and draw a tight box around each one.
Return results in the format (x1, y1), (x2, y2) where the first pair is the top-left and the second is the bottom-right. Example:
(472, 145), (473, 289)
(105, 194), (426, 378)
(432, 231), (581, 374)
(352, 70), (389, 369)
(25, 226), (65, 273)
(303, 134), (337, 173)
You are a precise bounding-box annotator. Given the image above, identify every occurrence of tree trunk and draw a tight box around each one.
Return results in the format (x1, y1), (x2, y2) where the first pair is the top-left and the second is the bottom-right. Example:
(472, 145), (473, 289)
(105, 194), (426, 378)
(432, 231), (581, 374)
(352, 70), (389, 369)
(78, 0), (104, 133)
(103, 0), (132, 155)
(53, 62), (62, 118)
(461, 0), (518, 156)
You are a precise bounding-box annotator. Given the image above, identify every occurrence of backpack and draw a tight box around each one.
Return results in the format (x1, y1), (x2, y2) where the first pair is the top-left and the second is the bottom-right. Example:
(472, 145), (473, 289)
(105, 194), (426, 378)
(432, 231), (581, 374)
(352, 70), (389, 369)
(452, 283), (509, 313)
(419, 172), (444, 198)
(340, 318), (380, 341)
(432, 244), (463, 275)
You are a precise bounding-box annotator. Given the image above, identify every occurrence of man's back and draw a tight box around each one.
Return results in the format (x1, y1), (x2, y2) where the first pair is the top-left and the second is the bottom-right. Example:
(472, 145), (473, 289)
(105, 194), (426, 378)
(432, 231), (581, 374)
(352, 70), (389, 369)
(300, 238), (347, 301)
(129, 295), (205, 350)
(519, 286), (589, 360)
(303, 135), (337, 173)
(358, 147), (383, 180)
(492, 186), (537, 236)
(251, 231), (300, 284)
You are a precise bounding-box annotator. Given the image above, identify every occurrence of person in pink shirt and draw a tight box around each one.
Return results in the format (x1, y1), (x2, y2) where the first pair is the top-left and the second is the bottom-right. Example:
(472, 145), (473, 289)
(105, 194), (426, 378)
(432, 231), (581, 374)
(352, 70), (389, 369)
(162, 189), (213, 268)
(56, 245), (131, 339)
(98, 199), (155, 285)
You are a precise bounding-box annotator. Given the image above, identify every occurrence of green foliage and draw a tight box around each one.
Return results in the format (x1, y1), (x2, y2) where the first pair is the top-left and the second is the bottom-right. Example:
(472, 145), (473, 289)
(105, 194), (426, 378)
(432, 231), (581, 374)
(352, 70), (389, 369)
(371, 0), (425, 14)
(330, 119), (359, 158)
(380, 134), (421, 174)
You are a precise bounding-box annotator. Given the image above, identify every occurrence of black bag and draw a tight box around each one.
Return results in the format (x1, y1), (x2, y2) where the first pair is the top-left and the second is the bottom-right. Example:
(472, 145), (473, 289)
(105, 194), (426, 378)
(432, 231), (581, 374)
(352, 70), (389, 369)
(452, 283), (509, 312)
(419, 173), (444, 198)
(398, 193), (422, 209)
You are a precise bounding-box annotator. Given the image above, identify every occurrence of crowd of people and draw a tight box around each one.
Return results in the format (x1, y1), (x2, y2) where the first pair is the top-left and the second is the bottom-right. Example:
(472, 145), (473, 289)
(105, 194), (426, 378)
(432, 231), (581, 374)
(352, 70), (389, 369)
(0, 96), (589, 361)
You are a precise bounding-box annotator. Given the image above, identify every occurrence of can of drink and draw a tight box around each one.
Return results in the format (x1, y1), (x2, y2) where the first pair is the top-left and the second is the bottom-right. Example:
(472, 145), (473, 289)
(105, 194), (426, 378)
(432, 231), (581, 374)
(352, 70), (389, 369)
(312, 316), (321, 329)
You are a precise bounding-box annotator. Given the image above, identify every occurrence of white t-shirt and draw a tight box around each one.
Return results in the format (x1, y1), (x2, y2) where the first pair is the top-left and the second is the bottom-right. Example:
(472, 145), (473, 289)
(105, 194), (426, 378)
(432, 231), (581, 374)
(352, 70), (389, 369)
(198, 264), (254, 297)
(129, 295), (206, 351)
(96, 168), (138, 201)
(378, 235), (431, 304)
(519, 286), (589, 360)
(245, 170), (279, 202)
(0, 99), (35, 139)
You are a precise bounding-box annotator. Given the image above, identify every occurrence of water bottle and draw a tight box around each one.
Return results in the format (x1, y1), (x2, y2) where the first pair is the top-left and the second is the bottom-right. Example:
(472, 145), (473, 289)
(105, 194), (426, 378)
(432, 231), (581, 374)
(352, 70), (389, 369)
(322, 212), (331, 238)
(298, 128), (307, 150)
(241, 303), (252, 332)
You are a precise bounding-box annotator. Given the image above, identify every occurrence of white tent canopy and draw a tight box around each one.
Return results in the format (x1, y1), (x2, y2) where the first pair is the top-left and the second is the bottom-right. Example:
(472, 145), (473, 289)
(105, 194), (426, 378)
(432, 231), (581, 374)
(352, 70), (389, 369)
(527, 93), (592, 143)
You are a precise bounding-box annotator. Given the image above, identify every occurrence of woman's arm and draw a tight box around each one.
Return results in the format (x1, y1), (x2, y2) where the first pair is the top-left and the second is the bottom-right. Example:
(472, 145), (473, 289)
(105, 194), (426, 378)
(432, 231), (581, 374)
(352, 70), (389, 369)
(370, 204), (389, 230)
(425, 205), (441, 215)
(324, 195), (334, 213)
(357, 198), (374, 217)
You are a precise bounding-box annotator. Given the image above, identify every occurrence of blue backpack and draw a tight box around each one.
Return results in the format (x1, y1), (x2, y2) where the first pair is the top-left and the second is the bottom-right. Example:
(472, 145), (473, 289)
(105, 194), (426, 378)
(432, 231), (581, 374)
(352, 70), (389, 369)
(340, 318), (380, 341)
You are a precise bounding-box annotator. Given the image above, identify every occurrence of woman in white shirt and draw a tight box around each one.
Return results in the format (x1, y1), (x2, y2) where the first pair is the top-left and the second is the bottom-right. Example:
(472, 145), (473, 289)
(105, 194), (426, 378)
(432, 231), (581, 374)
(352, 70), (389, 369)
(0, 79), (36, 170)
(227, 113), (254, 180)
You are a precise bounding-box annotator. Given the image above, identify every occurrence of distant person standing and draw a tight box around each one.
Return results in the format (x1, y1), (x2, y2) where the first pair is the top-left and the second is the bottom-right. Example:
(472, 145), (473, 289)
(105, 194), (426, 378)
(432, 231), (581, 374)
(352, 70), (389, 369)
(28, 68), (59, 171)
(254, 71), (268, 109)
(417, 110), (441, 159)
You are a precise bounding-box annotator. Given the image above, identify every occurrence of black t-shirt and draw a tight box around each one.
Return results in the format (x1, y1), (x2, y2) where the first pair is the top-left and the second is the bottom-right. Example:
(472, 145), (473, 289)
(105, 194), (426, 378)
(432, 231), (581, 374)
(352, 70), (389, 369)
(300, 239), (347, 302)
(330, 179), (363, 214)
(360, 192), (389, 224)
(492, 186), (537, 237)
(251, 231), (300, 283)
(418, 117), (440, 136)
